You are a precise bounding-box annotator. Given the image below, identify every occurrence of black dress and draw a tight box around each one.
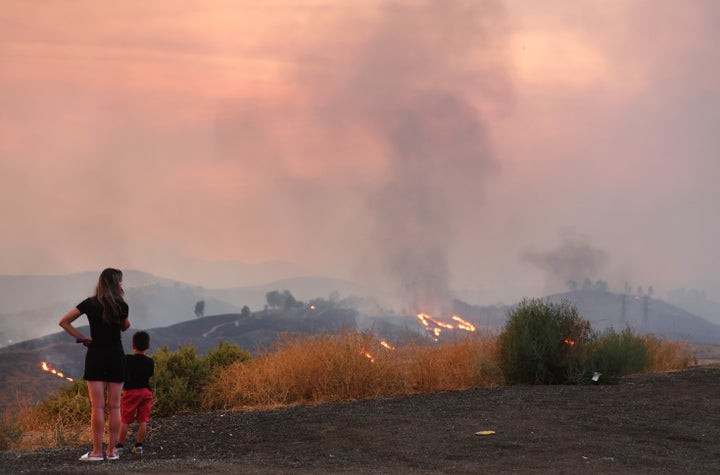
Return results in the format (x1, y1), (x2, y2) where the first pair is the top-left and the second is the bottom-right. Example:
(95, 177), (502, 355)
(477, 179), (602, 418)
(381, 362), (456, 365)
(76, 297), (128, 382)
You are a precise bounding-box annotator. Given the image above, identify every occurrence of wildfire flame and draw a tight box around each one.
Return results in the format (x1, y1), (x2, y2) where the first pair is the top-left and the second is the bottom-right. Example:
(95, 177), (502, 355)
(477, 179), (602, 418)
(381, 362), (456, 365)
(416, 312), (476, 341)
(380, 340), (395, 351)
(451, 316), (476, 332)
(40, 361), (74, 382)
(564, 338), (575, 346)
(361, 340), (397, 363)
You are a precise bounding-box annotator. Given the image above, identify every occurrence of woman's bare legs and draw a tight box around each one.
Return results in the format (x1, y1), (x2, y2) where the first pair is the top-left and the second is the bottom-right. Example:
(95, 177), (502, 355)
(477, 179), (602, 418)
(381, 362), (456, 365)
(106, 382), (123, 457)
(86, 381), (106, 457)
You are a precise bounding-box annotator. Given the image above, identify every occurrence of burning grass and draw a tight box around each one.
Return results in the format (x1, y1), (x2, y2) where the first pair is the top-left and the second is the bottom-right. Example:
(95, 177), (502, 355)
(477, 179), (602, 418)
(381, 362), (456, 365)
(3, 324), (697, 451)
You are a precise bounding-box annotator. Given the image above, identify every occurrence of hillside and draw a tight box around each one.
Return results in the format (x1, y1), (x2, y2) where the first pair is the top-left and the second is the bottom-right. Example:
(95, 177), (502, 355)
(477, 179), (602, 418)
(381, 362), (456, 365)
(2, 365), (719, 474)
(0, 272), (376, 344)
(0, 305), (376, 411)
(5, 278), (720, 412)
(547, 290), (720, 344)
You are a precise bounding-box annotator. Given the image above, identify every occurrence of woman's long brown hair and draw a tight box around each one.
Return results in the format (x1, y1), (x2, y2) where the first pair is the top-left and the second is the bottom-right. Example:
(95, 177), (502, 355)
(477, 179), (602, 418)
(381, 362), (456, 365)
(95, 268), (126, 326)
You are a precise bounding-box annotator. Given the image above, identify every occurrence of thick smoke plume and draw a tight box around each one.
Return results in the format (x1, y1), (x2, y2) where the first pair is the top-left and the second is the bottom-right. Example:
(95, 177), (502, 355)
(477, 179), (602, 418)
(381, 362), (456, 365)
(521, 235), (608, 290)
(317, 1), (511, 314)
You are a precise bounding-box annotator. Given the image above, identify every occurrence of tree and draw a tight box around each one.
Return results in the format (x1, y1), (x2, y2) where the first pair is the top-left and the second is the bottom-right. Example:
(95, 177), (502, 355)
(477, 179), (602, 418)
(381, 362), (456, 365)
(266, 290), (284, 308)
(240, 305), (251, 318)
(194, 300), (205, 318)
(265, 290), (301, 309)
(283, 292), (298, 310)
(593, 280), (609, 292)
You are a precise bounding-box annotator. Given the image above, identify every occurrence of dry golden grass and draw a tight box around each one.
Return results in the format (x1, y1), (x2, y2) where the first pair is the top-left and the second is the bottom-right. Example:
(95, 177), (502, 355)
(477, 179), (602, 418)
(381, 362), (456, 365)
(4, 329), (698, 451)
(643, 336), (697, 371)
(2, 394), (91, 450)
(202, 330), (504, 410)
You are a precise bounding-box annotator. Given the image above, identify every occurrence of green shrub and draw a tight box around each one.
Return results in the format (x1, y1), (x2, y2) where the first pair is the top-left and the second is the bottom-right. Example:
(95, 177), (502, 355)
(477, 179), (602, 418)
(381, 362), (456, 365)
(30, 379), (90, 446)
(205, 340), (252, 374)
(498, 298), (592, 384)
(34, 380), (91, 426)
(151, 341), (251, 417)
(567, 327), (651, 383)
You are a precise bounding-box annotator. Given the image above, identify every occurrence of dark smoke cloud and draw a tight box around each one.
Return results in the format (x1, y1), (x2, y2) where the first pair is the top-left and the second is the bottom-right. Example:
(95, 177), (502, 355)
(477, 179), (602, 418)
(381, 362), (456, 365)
(211, 1), (512, 313)
(314, 1), (512, 313)
(521, 234), (608, 289)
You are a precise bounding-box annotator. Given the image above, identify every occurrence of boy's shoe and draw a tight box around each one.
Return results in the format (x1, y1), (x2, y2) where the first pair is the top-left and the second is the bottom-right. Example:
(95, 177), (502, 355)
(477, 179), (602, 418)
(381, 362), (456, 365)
(132, 446), (143, 455)
(114, 446), (124, 454)
(106, 453), (120, 461)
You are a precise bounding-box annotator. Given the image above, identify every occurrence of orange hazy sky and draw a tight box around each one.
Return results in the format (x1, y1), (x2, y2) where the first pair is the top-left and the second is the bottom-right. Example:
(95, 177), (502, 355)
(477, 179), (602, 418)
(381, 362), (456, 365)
(1, 0), (719, 304)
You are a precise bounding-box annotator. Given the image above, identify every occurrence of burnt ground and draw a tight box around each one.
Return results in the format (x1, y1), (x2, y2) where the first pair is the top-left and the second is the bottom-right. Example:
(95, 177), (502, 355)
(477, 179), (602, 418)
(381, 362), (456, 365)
(1, 364), (719, 474)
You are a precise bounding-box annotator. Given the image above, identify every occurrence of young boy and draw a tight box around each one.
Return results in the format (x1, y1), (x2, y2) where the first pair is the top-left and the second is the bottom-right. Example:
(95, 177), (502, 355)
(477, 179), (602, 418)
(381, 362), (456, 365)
(117, 331), (154, 455)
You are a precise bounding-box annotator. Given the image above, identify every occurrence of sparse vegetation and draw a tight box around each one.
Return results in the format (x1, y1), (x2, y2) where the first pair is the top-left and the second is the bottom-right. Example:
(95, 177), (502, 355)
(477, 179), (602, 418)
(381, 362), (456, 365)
(0, 413), (22, 450)
(4, 302), (696, 450)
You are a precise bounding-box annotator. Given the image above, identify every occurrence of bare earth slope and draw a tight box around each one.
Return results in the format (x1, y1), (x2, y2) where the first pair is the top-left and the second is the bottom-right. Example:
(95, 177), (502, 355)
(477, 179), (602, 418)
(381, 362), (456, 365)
(2, 365), (719, 474)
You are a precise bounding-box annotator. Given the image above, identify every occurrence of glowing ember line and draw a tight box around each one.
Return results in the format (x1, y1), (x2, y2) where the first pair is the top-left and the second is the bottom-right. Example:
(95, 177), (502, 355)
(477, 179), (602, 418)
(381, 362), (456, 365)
(416, 312), (454, 329)
(40, 361), (74, 382)
(416, 312), (477, 339)
(380, 340), (395, 351)
(452, 315), (476, 332)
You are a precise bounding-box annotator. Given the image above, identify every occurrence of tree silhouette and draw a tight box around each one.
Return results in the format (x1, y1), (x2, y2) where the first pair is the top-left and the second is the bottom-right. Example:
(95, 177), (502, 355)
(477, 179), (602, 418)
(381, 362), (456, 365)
(194, 300), (205, 318)
(265, 290), (302, 309)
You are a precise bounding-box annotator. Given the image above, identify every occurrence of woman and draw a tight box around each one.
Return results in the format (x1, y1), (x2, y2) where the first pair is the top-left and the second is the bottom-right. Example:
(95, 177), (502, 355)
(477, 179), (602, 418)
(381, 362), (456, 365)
(59, 268), (130, 461)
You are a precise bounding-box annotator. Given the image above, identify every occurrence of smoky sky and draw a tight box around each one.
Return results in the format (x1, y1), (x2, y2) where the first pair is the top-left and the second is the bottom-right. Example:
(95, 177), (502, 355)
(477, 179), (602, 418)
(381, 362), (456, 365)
(521, 234), (608, 290)
(311, 1), (511, 313)
(3, 0), (720, 307)
(211, 1), (512, 313)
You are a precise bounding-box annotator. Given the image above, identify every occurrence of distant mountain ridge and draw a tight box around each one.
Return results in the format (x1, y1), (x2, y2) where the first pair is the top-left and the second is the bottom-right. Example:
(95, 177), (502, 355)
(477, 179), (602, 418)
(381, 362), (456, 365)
(547, 290), (720, 345)
(4, 271), (720, 348)
(4, 289), (720, 411)
(0, 271), (380, 344)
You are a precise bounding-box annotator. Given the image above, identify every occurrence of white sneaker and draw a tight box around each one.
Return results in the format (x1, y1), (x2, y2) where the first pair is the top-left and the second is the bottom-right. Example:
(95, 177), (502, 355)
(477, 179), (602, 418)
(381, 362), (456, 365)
(132, 446), (143, 455)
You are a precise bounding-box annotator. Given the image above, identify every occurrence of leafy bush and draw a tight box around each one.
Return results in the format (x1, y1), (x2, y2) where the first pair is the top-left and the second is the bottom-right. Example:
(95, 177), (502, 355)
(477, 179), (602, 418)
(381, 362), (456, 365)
(204, 340), (252, 374)
(28, 379), (90, 446)
(152, 341), (251, 417)
(566, 327), (651, 383)
(34, 380), (91, 427)
(498, 298), (592, 384)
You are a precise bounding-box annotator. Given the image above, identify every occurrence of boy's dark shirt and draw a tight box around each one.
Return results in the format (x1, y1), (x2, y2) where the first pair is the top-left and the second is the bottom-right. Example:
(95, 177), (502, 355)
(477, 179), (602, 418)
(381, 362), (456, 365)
(124, 354), (154, 390)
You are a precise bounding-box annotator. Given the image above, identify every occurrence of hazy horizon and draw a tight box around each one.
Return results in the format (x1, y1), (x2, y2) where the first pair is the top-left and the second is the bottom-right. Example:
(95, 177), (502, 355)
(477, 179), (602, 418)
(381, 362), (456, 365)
(2, 0), (719, 307)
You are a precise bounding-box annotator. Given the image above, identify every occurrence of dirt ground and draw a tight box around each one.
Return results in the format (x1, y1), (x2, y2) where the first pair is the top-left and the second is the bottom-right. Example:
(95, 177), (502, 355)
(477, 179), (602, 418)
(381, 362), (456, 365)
(1, 364), (719, 474)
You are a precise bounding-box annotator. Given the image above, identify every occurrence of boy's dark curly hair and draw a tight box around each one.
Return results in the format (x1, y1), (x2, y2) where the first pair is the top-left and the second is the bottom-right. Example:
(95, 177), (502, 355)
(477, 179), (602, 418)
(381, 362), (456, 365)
(133, 331), (150, 351)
